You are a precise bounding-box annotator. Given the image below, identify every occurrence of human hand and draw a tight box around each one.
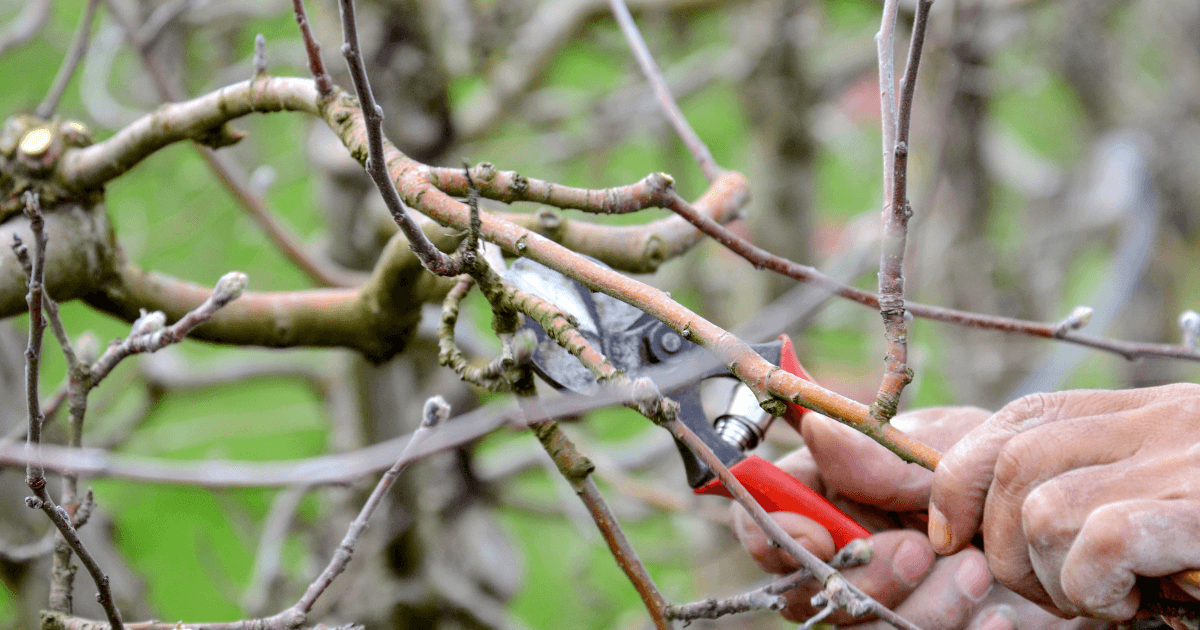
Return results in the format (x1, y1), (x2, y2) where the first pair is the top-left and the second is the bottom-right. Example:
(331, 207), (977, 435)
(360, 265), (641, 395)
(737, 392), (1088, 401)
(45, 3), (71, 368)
(732, 407), (999, 627)
(928, 384), (1200, 619)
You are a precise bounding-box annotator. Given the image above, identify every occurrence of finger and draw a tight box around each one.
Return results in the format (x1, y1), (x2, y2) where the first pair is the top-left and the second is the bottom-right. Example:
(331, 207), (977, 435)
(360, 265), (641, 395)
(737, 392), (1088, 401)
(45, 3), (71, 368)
(1018, 450), (1200, 614)
(974, 587), (1111, 630)
(805, 407), (989, 511)
(732, 505), (836, 575)
(845, 548), (993, 630)
(771, 445), (826, 495)
(1059, 499), (1200, 619)
(779, 530), (936, 623)
(802, 412), (935, 511)
(967, 605), (1017, 630)
(929, 388), (1166, 555)
(981, 402), (1164, 605)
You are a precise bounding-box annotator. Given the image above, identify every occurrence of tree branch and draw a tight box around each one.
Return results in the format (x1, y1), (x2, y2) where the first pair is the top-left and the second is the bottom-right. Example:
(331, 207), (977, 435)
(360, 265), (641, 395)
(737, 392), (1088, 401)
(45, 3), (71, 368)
(290, 396), (448, 616)
(35, 0), (102, 119)
(0, 0), (50, 56)
(334, 0), (461, 276)
(14, 192), (126, 629)
(291, 0), (333, 97)
(871, 0), (933, 422)
(607, 0), (718, 180)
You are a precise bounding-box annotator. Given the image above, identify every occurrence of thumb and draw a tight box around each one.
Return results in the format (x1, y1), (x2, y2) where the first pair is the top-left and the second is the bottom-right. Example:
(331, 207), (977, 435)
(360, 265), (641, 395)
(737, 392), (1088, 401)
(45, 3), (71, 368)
(929, 389), (1160, 554)
(803, 411), (946, 512)
(731, 503), (837, 574)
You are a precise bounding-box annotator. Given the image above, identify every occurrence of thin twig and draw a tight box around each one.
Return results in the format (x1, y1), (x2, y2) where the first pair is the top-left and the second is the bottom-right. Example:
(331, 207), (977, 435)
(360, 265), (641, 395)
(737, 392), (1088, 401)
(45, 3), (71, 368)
(665, 539), (873, 622)
(335, 0), (461, 276)
(291, 0), (333, 97)
(664, 590), (786, 621)
(438, 275), (536, 391)
(525, 402), (671, 630)
(0, 0), (51, 56)
(195, 148), (356, 287)
(876, 0), (900, 205)
(242, 485), (311, 615)
(607, 0), (719, 181)
(651, 187), (1200, 364)
(36, 0), (102, 119)
(290, 396), (448, 615)
(89, 272), (248, 383)
(871, 0), (933, 422)
(14, 192), (125, 629)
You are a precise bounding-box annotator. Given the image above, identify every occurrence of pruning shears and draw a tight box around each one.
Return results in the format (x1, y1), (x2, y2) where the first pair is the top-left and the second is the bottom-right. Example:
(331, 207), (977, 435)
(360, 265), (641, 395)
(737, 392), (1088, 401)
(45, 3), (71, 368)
(506, 258), (871, 549)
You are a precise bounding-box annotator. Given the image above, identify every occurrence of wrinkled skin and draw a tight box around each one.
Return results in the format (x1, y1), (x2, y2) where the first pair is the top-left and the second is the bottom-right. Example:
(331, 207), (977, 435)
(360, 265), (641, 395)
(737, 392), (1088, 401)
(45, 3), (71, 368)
(929, 385), (1200, 620)
(733, 406), (1112, 630)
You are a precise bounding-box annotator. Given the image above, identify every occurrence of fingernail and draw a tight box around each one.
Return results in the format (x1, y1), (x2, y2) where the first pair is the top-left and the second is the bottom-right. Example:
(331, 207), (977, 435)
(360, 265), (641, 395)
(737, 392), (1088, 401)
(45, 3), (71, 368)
(892, 538), (934, 586)
(956, 554), (993, 602)
(1178, 570), (1200, 592)
(928, 505), (951, 553)
(977, 607), (1016, 630)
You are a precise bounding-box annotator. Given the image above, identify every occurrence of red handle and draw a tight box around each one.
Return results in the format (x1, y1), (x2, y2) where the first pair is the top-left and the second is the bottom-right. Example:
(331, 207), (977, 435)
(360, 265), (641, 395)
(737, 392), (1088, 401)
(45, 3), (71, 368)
(694, 334), (870, 550)
(776, 334), (814, 432)
(695, 455), (870, 549)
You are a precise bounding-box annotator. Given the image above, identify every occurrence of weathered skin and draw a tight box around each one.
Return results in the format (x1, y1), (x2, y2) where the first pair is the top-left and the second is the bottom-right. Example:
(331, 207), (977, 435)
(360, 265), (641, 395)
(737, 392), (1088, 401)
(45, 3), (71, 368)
(734, 407), (1121, 630)
(929, 385), (1200, 620)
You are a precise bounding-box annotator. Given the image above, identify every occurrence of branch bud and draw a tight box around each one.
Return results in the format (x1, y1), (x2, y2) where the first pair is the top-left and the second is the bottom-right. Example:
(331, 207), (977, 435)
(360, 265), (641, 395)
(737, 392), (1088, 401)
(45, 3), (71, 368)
(1053, 305), (1093, 337)
(1179, 310), (1200, 349)
(131, 310), (167, 337)
(253, 34), (268, 76)
(213, 271), (249, 306)
(75, 332), (101, 365)
(422, 396), (450, 428)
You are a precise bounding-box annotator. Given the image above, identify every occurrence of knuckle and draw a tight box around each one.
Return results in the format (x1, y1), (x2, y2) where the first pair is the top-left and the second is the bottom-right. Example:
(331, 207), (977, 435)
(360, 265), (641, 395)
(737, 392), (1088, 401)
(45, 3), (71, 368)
(993, 431), (1043, 490)
(994, 393), (1053, 430)
(1021, 483), (1076, 549)
(1074, 504), (1137, 560)
(1162, 382), (1200, 400)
